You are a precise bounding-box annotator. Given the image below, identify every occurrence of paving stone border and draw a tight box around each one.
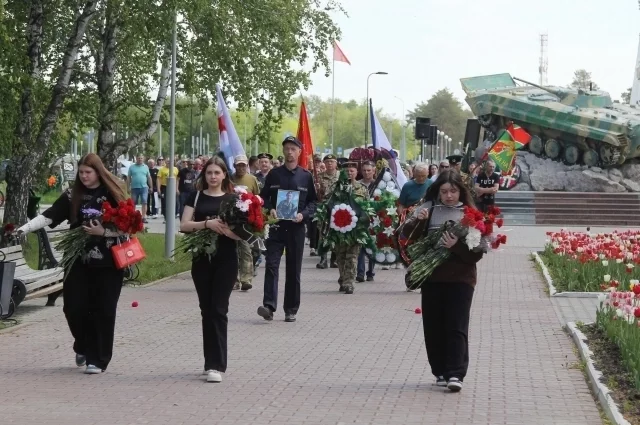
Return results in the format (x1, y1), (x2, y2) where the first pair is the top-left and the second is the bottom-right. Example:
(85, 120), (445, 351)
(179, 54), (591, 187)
(567, 322), (631, 425)
(532, 251), (604, 298)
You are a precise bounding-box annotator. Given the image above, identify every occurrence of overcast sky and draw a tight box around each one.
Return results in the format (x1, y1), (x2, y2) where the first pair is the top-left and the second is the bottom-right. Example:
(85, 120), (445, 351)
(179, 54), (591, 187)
(301, 0), (640, 120)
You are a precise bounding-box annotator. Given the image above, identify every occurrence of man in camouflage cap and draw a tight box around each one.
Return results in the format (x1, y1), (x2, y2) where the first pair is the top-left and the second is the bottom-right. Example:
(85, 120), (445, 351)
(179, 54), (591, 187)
(316, 154), (339, 269)
(334, 161), (369, 294)
(308, 153), (324, 256)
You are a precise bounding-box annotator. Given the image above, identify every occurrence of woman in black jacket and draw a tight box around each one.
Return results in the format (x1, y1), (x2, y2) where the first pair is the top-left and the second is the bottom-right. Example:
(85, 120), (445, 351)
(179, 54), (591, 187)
(17, 153), (127, 374)
(404, 170), (484, 392)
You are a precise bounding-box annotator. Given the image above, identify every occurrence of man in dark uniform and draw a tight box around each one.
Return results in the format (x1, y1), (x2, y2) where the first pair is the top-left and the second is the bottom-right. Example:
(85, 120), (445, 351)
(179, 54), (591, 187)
(257, 136), (317, 323)
(254, 152), (272, 190)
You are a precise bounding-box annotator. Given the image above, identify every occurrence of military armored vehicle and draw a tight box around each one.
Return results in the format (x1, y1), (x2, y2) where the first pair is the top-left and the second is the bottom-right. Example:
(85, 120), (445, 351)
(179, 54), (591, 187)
(460, 73), (640, 167)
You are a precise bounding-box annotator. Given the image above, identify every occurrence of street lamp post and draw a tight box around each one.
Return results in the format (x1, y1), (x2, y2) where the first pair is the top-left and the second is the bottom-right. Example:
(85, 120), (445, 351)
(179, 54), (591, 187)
(394, 96), (405, 162)
(164, 9), (178, 259)
(364, 71), (388, 147)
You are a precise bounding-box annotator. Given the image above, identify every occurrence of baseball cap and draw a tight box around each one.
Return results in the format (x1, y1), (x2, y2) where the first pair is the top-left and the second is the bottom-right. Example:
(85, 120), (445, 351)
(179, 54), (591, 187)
(234, 154), (249, 165)
(282, 136), (302, 148)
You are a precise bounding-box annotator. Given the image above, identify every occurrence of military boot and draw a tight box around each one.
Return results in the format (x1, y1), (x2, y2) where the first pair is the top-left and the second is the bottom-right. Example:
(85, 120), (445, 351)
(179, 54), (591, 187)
(338, 277), (345, 292)
(344, 284), (354, 294)
(316, 255), (328, 269)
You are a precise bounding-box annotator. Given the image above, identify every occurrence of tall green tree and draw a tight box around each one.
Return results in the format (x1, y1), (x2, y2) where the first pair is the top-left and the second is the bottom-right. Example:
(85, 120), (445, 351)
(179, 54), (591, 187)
(621, 87), (632, 104)
(1, 1), (99, 224)
(406, 89), (473, 148)
(570, 69), (599, 90)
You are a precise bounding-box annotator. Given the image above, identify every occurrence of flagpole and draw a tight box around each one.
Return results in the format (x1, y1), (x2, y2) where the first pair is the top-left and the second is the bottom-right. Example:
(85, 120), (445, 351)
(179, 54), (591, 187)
(330, 57), (335, 155)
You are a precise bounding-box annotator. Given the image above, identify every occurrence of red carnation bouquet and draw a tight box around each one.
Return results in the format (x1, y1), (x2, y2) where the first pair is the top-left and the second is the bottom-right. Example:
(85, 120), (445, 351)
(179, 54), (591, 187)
(56, 199), (144, 277)
(175, 187), (268, 260)
(406, 204), (506, 289)
(102, 198), (144, 234)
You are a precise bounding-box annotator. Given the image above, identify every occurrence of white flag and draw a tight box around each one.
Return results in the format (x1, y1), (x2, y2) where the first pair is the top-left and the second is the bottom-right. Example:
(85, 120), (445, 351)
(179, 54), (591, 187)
(216, 84), (246, 174)
(370, 102), (407, 188)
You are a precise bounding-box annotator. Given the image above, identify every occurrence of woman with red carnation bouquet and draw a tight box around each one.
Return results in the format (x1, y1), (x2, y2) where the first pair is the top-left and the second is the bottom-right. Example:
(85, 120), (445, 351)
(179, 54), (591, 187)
(401, 170), (485, 393)
(16, 153), (128, 375)
(179, 156), (242, 383)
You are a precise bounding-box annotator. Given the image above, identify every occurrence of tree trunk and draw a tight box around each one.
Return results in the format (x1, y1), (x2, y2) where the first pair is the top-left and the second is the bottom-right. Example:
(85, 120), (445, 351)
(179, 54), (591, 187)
(4, 0), (98, 225)
(97, 44), (171, 169)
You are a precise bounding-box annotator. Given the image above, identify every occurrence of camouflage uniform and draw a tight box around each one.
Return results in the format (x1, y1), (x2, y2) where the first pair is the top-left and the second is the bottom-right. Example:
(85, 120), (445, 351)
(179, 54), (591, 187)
(316, 171), (339, 268)
(460, 171), (476, 199)
(236, 240), (254, 290)
(335, 181), (369, 294)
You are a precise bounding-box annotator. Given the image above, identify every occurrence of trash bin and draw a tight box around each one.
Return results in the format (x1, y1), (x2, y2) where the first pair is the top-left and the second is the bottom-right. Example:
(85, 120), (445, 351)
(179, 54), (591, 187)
(0, 261), (16, 318)
(27, 189), (41, 219)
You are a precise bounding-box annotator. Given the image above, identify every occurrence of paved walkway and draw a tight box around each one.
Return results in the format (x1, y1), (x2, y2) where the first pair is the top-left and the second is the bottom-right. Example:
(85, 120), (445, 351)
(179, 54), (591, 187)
(0, 227), (603, 424)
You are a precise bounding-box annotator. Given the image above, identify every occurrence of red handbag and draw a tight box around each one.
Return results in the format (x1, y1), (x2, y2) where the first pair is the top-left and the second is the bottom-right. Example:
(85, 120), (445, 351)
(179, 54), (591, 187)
(111, 237), (146, 270)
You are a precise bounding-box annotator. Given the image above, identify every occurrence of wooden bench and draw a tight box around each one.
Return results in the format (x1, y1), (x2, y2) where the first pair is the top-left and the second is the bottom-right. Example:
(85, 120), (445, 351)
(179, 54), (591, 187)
(0, 244), (64, 310)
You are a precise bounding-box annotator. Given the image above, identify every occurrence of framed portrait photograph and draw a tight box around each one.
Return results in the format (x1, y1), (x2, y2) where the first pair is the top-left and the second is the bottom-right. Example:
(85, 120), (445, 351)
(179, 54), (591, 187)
(276, 190), (300, 220)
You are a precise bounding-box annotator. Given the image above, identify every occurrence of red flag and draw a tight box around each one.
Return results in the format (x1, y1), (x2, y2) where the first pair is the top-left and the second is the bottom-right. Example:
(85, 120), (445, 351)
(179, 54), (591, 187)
(297, 101), (314, 170)
(505, 122), (532, 150)
(333, 41), (351, 65)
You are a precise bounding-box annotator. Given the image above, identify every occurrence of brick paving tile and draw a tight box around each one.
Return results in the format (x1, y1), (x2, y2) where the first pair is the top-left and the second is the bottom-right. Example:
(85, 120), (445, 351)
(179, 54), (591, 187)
(0, 227), (602, 424)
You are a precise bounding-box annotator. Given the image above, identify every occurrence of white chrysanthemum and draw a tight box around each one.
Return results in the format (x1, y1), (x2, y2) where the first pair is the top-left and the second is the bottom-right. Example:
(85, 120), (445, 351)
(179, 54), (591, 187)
(372, 216), (380, 228)
(365, 248), (373, 255)
(377, 181), (387, 189)
(390, 189), (401, 198)
(234, 186), (248, 194)
(236, 200), (250, 212)
(386, 181), (396, 190)
(383, 226), (394, 237)
(382, 172), (391, 182)
(385, 253), (396, 263)
(373, 189), (382, 197)
(386, 206), (397, 216)
(375, 252), (386, 263)
(465, 227), (482, 249)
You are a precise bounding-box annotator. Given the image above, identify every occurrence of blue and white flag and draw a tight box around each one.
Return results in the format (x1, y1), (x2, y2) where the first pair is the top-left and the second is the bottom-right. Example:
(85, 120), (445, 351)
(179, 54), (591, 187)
(216, 84), (245, 174)
(370, 99), (407, 188)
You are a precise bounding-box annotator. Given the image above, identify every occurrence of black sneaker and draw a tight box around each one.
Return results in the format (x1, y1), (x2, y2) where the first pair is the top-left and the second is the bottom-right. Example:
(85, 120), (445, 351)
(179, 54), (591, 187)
(75, 354), (86, 367)
(435, 376), (446, 387)
(241, 282), (252, 291)
(316, 259), (328, 269)
(366, 276), (374, 282)
(447, 377), (463, 392)
(356, 275), (365, 282)
(257, 306), (273, 321)
(284, 313), (296, 322)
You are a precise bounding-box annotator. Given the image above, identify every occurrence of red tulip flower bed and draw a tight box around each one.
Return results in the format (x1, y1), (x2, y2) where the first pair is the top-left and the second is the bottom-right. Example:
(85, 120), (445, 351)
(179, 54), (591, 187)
(540, 229), (640, 292)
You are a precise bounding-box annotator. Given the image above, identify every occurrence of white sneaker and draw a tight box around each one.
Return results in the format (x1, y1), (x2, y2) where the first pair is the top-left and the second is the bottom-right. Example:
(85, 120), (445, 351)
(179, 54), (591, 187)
(447, 377), (463, 392)
(206, 369), (222, 383)
(84, 364), (103, 374)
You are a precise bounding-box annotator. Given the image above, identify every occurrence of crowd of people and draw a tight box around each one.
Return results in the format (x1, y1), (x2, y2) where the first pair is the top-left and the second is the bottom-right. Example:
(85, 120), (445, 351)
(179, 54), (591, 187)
(14, 137), (495, 393)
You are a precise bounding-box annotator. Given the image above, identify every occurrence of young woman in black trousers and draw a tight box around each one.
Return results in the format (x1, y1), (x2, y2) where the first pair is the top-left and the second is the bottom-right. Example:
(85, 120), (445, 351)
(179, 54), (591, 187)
(180, 156), (240, 383)
(404, 170), (484, 392)
(17, 153), (127, 374)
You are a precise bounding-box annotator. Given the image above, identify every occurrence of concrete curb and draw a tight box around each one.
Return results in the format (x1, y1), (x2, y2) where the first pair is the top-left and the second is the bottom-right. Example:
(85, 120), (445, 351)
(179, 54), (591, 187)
(567, 322), (631, 425)
(532, 251), (604, 298)
(126, 270), (190, 289)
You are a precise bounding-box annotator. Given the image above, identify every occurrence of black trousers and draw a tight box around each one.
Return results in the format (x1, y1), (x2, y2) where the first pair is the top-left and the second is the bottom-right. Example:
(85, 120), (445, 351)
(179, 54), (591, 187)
(263, 223), (305, 314)
(191, 254), (237, 372)
(63, 262), (124, 370)
(147, 190), (157, 216)
(308, 220), (319, 250)
(421, 281), (474, 381)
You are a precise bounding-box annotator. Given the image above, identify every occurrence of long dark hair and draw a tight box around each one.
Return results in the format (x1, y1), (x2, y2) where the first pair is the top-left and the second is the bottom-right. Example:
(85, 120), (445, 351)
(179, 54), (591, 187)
(424, 169), (475, 207)
(71, 153), (126, 222)
(196, 155), (234, 193)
